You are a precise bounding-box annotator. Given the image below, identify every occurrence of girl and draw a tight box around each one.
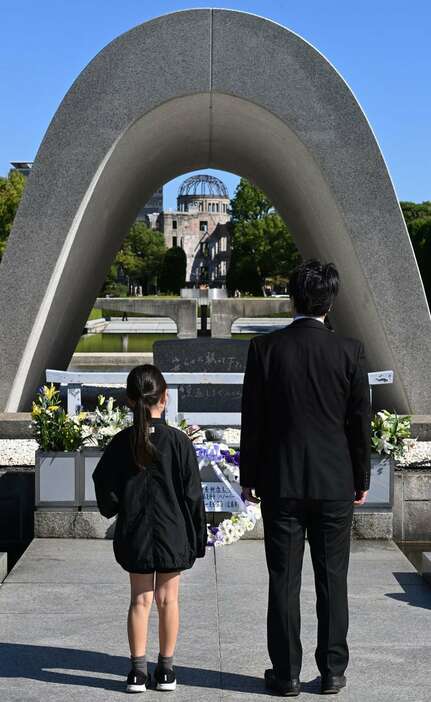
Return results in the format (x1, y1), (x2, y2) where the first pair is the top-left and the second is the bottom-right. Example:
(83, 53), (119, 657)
(92, 364), (207, 693)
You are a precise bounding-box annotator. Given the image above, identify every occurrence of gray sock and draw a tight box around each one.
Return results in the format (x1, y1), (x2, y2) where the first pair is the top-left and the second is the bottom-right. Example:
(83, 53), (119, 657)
(158, 653), (174, 671)
(131, 654), (148, 675)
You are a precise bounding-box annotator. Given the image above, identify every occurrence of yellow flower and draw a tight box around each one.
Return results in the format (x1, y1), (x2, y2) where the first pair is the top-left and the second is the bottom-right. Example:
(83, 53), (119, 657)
(77, 411), (87, 421)
(31, 402), (42, 416)
(47, 405), (60, 412)
(43, 383), (57, 401)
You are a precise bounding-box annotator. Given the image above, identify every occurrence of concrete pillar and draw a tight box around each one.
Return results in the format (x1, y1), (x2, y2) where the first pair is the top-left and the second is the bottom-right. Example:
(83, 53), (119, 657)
(175, 300), (197, 339)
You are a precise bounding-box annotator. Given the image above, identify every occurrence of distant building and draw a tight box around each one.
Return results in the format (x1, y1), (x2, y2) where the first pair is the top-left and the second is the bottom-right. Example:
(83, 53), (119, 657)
(10, 161), (33, 177)
(160, 174), (231, 287)
(136, 186), (164, 227)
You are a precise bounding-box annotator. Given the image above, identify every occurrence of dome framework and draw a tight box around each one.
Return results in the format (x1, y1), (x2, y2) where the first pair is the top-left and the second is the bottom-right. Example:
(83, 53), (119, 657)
(178, 174), (229, 199)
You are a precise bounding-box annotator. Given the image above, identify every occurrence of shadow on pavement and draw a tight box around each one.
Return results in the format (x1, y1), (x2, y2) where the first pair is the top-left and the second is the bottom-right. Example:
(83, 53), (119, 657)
(385, 571), (431, 610)
(0, 642), (324, 694)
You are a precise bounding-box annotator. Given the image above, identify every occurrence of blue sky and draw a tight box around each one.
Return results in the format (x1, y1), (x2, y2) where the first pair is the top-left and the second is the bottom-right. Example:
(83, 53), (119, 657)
(1, 0), (430, 208)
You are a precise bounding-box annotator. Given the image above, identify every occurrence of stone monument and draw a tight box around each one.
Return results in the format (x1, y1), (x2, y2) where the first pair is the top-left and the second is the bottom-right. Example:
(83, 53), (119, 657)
(0, 9), (429, 413)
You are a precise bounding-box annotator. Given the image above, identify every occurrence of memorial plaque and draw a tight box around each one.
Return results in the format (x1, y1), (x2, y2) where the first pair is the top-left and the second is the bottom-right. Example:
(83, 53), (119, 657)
(153, 338), (250, 413)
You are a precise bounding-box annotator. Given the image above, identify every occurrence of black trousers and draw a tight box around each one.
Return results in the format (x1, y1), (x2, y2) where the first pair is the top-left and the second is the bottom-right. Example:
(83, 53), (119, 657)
(261, 498), (354, 680)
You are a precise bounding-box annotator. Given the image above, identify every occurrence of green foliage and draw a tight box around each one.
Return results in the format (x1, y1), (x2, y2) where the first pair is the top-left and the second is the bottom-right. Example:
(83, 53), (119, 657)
(31, 384), (86, 452)
(230, 177), (273, 222)
(400, 201), (431, 304)
(227, 178), (300, 295)
(0, 169), (26, 260)
(88, 308), (103, 320)
(104, 222), (166, 295)
(371, 411), (411, 458)
(104, 281), (129, 297)
(400, 200), (431, 225)
(226, 248), (262, 296)
(159, 246), (187, 294)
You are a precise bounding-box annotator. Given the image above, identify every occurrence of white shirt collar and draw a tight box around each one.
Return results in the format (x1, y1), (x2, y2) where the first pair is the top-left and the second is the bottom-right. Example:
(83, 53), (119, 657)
(293, 314), (325, 324)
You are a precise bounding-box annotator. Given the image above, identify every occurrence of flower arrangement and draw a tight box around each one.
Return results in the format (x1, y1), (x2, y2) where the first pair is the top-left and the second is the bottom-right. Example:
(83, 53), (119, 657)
(82, 394), (132, 448)
(172, 420), (261, 547)
(371, 411), (411, 458)
(31, 384), (87, 451)
(207, 504), (261, 547)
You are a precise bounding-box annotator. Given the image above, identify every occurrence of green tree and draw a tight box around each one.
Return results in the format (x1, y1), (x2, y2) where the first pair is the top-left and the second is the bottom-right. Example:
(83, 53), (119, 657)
(400, 203), (431, 305)
(227, 178), (300, 295)
(0, 169), (26, 260)
(400, 200), (431, 225)
(109, 222), (166, 294)
(159, 246), (187, 294)
(230, 177), (273, 223)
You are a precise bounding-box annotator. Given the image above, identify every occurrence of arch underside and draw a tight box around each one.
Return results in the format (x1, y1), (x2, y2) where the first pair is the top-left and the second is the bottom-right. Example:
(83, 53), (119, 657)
(0, 9), (429, 413)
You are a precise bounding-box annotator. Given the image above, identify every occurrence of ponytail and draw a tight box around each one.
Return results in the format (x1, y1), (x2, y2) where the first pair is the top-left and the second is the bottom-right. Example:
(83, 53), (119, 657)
(126, 365), (167, 471)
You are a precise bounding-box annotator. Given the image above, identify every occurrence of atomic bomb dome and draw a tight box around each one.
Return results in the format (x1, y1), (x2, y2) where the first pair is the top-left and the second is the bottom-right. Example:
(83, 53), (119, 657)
(160, 174), (231, 287)
(178, 174), (229, 198)
(177, 174), (230, 214)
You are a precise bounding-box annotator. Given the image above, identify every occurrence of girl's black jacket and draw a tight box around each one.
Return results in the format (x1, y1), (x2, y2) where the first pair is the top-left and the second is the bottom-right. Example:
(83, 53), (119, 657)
(92, 417), (207, 573)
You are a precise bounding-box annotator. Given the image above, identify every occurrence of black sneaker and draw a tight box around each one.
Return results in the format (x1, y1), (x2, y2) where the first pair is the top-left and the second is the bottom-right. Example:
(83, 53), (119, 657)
(154, 665), (177, 691)
(126, 669), (151, 693)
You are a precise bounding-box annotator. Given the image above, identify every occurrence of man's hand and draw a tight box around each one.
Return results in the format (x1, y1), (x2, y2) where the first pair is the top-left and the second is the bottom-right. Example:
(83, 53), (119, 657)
(241, 487), (260, 504)
(354, 489), (369, 505)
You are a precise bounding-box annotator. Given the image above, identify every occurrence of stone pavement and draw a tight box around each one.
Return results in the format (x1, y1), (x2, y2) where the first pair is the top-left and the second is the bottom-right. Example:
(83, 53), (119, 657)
(0, 539), (430, 701)
(88, 316), (292, 335)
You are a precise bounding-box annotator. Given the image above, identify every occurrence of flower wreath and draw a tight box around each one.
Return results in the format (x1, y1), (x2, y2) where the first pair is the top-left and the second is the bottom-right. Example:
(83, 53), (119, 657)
(172, 420), (262, 547)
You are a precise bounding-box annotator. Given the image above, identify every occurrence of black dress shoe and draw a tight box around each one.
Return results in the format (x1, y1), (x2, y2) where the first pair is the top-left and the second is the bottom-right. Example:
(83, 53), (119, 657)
(264, 669), (301, 696)
(320, 674), (346, 694)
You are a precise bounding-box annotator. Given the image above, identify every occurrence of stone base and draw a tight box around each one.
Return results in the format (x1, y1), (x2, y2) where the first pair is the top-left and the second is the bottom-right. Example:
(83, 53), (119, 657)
(394, 469), (431, 541)
(351, 509), (393, 539)
(35, 508), (393, 540)
(34, 510), (116, 539)
(0, 413), (33, 439)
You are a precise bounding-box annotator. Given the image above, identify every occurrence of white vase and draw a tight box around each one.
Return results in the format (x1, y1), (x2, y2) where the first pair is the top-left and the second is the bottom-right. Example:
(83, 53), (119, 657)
(79, 448), (104, 508)
(365, 454), (393, 506)
(35, 450), (79, 507)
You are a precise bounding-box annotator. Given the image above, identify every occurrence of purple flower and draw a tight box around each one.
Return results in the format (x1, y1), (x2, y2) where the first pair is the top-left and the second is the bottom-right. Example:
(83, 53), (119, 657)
(221, 449), (240, 466)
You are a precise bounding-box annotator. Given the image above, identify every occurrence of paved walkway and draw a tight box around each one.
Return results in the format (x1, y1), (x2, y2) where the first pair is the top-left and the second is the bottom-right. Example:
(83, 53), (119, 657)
(0, 539), (430, 701)
(86, 317), (292, 335)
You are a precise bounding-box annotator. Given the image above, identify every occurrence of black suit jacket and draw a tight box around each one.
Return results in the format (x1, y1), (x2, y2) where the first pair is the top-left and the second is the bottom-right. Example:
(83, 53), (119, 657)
(239, 318), (371, 500)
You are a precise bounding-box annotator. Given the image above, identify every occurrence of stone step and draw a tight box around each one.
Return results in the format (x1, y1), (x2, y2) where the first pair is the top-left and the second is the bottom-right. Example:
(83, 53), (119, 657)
(33, 508), (393, 540)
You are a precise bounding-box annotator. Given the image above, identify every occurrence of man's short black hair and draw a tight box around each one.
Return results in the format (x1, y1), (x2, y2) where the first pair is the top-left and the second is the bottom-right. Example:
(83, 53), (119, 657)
(289, 259), (340, 316)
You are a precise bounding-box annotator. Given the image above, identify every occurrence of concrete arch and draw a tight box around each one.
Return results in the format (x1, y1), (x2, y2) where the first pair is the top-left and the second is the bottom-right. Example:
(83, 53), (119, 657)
(0, 9), (430, 412)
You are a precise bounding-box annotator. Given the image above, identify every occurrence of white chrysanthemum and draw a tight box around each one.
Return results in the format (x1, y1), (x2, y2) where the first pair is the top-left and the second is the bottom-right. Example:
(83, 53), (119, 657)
(234, 527), (245, 540)
(222, 524), (235, 537)
(237, 516), (254, 532)
(219, 519), (233, 532)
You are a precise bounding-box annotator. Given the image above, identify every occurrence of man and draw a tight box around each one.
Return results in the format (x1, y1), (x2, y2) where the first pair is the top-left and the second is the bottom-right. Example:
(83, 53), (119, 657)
(240, 259), (370, 696)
